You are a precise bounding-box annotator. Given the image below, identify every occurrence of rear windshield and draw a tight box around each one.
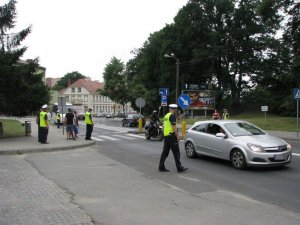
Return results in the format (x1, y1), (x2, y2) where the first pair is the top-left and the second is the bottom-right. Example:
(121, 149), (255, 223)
(224, 122), (266, 137)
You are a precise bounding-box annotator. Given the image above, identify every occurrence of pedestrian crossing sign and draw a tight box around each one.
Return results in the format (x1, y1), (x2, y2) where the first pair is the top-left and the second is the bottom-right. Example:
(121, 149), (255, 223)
(294, 88), (300, 99)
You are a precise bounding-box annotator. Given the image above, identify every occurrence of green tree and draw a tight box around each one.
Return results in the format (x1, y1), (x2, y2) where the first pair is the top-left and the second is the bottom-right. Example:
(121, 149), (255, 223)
(101, 57), (130, 113)
(53, 71), (86, 90)
(0, 0), (49, 116)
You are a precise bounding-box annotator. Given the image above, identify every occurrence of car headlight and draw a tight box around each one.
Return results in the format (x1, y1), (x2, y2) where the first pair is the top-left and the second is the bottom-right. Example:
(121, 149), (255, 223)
(247, 143), (264, 152)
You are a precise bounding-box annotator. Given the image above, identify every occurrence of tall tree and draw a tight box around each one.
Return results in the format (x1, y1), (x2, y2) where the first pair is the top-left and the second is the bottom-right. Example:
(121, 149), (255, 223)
(53, 71), (86, 90)
(0, 0), (49, 116)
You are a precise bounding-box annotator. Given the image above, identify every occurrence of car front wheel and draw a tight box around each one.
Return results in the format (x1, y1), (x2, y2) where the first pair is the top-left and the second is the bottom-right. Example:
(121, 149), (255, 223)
(230, 149), (246, 169)
(185, 141), (197, 158)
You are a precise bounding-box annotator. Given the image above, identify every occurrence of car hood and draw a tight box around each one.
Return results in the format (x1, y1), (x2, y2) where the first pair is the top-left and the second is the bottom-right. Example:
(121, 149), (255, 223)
(235, 134), (287, 147)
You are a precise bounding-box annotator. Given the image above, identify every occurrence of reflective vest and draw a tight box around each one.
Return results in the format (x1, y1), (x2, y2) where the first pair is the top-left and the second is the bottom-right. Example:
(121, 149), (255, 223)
(223, 112), (229, 120)
(85, 112), (93, 125)
(40, 111), (47, 127)
(163, 112), (174, 136)
(56, 114), (61, 120)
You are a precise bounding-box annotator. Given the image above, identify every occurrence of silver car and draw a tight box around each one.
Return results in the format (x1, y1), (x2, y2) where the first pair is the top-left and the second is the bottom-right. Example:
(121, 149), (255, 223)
(184, 120), (292, 169)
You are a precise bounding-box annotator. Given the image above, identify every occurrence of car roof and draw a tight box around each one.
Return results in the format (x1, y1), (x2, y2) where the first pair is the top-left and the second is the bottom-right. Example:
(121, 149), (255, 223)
(193, 120), (248, 126)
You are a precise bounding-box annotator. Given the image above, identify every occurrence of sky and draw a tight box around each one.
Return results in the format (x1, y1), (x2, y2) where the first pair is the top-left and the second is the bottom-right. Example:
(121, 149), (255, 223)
(11, 0), (188, 82)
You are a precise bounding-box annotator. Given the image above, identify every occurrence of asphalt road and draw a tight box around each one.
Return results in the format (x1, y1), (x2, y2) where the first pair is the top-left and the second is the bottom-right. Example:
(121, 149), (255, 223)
(88, 117), (300, 214)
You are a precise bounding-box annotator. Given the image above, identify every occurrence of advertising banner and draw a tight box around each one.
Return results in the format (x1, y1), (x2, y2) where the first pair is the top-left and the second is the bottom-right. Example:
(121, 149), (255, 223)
(183, 90), (215, 110)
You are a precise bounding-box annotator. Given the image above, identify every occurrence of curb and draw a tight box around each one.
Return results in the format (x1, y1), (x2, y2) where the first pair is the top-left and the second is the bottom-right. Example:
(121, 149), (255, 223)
(0, 141), (96, 156)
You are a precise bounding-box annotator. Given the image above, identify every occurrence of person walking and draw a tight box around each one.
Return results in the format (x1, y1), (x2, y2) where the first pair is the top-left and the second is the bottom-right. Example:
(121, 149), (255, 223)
(212, 109), (220, 120)
(222, 109), (229, 120)
(56, 110), (61, 128)
(159, 104), (188, 173)
(40, 104), (49, 144)
(65, 108), (75, 140)
(73, 110), (79, 138)
(85, 107), (94, 140)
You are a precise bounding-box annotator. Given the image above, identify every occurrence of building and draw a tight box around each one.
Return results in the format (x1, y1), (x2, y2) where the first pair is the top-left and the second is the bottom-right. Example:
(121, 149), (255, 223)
(59, 78), (133, 114)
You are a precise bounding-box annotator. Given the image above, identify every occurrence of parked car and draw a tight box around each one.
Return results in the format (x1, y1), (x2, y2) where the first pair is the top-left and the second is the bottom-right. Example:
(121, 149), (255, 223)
(121, 114), (145, 127)
(184, 120), (292, 169)
(77, 113), (85, 120)
(106, 113), (113, 118)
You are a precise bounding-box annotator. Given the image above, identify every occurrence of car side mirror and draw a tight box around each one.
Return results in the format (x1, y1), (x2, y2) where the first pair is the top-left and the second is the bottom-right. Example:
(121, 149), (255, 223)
(216, 133), (226, 138)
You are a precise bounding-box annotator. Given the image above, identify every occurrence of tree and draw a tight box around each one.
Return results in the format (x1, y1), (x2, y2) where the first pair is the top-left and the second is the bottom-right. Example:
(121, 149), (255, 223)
(101, 57), (130, 113)
(53, 71), (86, 90)
(0, 0), (49, 116)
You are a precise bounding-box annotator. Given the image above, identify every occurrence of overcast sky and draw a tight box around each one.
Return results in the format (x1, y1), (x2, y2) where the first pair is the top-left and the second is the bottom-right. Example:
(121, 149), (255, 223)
(12, 0), (187, 81)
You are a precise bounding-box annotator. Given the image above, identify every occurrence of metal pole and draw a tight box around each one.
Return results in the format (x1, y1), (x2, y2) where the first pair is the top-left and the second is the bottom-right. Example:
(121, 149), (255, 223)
(297, 100), (299, 137)
(176, 58), (179, 104)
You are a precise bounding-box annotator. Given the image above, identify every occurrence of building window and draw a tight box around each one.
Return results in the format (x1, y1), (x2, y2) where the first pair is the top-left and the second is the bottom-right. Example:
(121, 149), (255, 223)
(78, 88), (81, 93)
(71, 88), (75, 93)
(84, 95), (88, 102)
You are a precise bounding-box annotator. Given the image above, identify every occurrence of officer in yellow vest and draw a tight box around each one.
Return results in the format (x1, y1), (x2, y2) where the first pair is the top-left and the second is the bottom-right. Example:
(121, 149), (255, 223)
(85, 107), (94, 140)
(56, 110), (61, 128)
(159, 104), (188, 173)
(222, 108), (229, 120)
(40, 104), (49, 144)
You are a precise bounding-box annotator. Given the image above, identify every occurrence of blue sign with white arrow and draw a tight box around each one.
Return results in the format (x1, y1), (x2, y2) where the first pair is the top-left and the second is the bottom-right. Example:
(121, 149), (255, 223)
(178, 94), (191, 109)
(294, 88), (300, 99)
(159, 88), (169, 96)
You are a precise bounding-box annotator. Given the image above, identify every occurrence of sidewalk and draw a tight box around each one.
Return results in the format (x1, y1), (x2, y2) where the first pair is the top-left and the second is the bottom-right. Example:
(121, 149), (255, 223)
(0, 117), (95, 155)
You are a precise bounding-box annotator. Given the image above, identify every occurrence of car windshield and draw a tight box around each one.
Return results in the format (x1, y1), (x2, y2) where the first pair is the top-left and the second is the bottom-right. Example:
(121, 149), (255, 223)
(224, 122), (266, 136)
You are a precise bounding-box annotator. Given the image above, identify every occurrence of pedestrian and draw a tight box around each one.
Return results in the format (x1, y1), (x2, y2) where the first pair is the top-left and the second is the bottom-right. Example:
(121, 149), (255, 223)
(85, 107), (94, 140)
(65, 108), (75, 140)
(73, 110), (79, 138)
(222, 108), (229, 120)
(56, 110), (61, 128)
(212, 109), (220, 120)
(36, 107), (42, 142)
(159, 104), (188, 173)
(40, 104), (49, 144)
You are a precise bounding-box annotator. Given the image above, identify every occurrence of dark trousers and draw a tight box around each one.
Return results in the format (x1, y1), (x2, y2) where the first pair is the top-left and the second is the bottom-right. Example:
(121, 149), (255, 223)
(38, 125), (41, 142)
(159, 135), (183, 171)
(40, 127), (48, 143)
(85, 124), (93, 140)
(57, 120), (60, 128)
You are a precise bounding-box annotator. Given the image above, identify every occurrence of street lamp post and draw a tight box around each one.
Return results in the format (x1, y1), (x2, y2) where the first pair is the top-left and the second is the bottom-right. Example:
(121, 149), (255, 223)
(164, 53), (179, 104)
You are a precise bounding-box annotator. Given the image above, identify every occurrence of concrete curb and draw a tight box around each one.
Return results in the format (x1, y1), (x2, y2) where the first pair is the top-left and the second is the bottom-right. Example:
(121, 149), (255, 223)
(0, 141), (96, 156)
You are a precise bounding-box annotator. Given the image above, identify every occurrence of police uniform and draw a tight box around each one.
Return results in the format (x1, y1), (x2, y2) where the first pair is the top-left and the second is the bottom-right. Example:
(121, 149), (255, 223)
(222, 109), (229, 120)
(56, 110), (61, 128)
(40, 104), (49, 144)
(159, 104), (188, 173)
(85, 108), (93, 140)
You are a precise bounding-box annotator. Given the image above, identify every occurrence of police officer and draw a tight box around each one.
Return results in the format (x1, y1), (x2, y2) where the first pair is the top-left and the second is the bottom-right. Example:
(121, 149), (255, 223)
(56, 110), (61, 128)
(222, 109), (229, 120)
(85, 107), (94, 140)
(159, 104), (188, 173)
(40, 104), (49, 144)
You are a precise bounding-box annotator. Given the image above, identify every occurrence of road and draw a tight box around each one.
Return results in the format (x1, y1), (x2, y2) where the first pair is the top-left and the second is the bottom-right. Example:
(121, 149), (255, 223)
(85, 117), (300, 214)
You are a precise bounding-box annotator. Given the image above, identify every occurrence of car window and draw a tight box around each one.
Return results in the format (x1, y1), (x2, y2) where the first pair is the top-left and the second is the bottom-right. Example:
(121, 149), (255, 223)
(207, 123), (222, 135)
(192, 123), (207, 133)
(127, 114), (134, 119)
(224, 122), (266, 136)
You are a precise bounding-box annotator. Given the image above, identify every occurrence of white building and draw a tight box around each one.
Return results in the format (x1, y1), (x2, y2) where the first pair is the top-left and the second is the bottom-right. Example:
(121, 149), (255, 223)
(59, 79), (133, 114)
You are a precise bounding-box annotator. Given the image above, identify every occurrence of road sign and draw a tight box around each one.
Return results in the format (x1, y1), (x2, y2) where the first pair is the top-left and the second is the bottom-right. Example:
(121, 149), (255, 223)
(178, 94), (191, 109)
(294, 88), (300, 99)
(159, 88), (169, 96)
(261, 106), (268, 112)
(161, 95), (167, 106)
(135, 97), (145, 108)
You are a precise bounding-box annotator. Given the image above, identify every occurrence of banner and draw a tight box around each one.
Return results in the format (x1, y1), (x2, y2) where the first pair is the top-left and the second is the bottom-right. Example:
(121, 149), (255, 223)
(183, 90), (215, 110)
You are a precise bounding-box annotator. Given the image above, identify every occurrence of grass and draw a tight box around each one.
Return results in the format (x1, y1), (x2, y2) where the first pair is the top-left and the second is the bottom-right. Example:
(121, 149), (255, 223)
(179, 112), (298, 132)
(0, 119), (25, 138)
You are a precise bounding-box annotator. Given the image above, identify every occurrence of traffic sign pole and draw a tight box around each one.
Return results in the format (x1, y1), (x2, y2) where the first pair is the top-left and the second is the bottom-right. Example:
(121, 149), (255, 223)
(297, 100), (299, 137)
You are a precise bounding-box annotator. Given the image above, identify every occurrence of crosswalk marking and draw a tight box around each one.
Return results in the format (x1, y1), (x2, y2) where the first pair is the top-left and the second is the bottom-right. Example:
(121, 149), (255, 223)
(126, 133), (145, 139)
(92, 137), (104, 142)
(112, 134), (135, 140)
(98, 135), (121, 141)
(94, 124), (128, 133)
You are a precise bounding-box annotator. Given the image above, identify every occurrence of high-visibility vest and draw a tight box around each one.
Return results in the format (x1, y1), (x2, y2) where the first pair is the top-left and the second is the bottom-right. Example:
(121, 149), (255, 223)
(56, 114), (61, 120)
(163, 112), (174, 136)
(223, 112), (229, 120)
(40, 111), (47, 127)
(85, 112), (93, 125)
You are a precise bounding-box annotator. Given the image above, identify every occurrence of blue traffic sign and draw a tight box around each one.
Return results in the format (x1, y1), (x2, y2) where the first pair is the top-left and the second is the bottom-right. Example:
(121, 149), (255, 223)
(159, 88), (169, 96)
(178, 94), (191, 109)
(294, 88), (300, 99)
(161, 95), (167, 106)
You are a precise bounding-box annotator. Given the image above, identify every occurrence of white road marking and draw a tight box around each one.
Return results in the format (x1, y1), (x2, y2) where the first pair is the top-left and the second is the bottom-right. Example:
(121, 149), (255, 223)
(126, 133), (145, 139)
(293, 153), (300, 157)
(91, 137), (104, 142)
(113, 134), (136, 140)
(98, 135), (121, 141)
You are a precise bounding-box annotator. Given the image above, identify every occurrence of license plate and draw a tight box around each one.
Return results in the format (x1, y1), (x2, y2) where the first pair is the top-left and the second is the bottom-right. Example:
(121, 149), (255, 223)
(274, 154), (287, 160)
